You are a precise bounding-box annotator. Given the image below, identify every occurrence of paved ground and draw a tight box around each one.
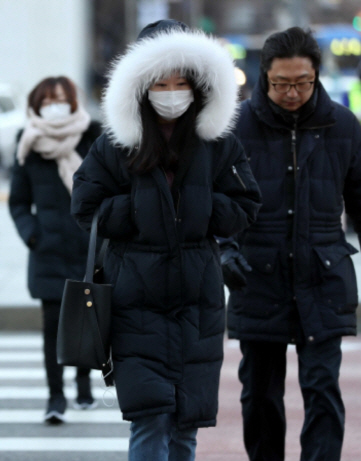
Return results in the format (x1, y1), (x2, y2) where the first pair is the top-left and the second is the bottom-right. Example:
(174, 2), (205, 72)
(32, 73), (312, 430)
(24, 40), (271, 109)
(0, 332), (128, 461)
(1, 332), (360, 460)
(196, 337), (361, 461)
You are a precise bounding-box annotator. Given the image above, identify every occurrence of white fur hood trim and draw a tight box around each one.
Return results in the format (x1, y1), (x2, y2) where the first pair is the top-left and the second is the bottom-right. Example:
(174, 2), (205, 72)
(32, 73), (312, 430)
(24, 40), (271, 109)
(102, 29), (239, 148)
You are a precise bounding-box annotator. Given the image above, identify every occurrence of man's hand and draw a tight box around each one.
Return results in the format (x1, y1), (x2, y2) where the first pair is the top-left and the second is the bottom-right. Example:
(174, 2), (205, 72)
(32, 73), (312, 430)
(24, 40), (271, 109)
(220, 243), (252, 290)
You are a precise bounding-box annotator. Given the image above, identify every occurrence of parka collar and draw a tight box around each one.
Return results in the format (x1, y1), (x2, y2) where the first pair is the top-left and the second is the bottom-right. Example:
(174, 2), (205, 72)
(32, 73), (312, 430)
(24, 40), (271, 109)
(250, 78), (336, 130)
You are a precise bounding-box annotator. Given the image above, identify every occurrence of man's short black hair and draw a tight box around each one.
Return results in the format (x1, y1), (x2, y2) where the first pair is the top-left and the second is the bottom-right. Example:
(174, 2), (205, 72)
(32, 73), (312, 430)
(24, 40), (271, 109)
(260, 27), (321, 73)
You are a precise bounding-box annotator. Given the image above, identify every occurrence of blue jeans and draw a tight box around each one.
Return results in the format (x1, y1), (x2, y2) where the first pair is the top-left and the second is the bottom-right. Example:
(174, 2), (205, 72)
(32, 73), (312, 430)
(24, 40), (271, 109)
(128, 413), (198, 461)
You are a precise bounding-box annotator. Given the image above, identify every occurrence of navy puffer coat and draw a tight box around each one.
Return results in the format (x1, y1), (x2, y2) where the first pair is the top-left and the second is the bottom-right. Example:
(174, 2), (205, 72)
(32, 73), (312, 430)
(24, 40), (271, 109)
(228, 79), (361, 345)
(72, 132), (261, 428)
(9, 121), (101, 301)
(71, 27), (262, 429)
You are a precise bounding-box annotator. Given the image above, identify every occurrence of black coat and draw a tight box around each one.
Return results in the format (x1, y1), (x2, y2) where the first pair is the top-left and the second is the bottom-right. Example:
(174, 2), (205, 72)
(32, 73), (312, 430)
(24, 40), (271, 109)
(228, 81), (361, 344)
(71, 132), (261, 429)
(8, 121), (102, 301)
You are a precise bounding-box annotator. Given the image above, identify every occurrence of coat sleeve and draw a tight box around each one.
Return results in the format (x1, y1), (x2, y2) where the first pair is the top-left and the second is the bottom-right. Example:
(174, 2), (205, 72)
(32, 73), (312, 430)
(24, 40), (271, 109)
(8, 158), (38, 248)
(71, 134), (134, 240)
(209, 134), (262, 238)
(343, 115), (361, 242)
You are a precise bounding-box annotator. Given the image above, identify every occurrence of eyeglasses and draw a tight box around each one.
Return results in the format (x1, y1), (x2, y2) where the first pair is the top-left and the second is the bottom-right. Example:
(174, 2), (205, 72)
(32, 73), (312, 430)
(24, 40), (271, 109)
(268, 79), (315, 94)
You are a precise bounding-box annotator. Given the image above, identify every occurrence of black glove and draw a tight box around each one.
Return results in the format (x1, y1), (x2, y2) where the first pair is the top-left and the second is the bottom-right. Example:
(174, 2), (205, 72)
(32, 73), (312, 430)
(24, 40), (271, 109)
(220, 243), (252, 290)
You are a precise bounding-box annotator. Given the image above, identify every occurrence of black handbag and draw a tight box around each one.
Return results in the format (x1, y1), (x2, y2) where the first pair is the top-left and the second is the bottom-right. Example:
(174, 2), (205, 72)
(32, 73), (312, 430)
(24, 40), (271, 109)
(57, 209), (114, 386)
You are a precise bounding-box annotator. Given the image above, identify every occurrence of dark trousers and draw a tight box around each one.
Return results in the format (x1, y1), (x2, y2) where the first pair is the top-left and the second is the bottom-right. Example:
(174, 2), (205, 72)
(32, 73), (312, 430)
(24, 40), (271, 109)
(42, 301), (91, 398)
(238, 338), (345, 461)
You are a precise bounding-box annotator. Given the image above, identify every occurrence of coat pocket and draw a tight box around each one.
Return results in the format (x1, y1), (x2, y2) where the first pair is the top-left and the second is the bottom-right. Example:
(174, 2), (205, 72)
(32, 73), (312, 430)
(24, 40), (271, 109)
(313, 241), (358, 310)
(238, 247), (285, 315)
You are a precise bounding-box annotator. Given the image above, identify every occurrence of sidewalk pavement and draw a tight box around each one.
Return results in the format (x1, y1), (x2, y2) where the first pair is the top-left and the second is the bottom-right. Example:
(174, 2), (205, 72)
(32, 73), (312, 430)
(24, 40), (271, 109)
(0, 175), (361, 331)
(196, 336), (361, 461)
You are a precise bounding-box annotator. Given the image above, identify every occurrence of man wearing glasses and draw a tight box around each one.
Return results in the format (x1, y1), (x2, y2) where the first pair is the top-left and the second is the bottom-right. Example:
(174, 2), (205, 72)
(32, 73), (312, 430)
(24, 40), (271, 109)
(221, 27), (361, 461)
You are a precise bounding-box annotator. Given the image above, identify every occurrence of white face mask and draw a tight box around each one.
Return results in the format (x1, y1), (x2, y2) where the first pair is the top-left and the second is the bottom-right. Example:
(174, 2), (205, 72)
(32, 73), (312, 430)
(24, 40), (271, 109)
(148, 90), (194, 121)
(39, 102), (71, 121)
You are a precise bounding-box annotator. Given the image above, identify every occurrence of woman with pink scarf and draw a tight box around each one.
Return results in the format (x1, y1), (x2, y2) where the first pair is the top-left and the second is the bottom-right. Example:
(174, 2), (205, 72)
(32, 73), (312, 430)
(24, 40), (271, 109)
(8, 76), (102, 424)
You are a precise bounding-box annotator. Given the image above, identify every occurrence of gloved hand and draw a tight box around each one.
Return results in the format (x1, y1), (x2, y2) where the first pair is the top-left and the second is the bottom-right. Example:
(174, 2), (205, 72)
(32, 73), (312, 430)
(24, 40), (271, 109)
(220, 243), (252, 290)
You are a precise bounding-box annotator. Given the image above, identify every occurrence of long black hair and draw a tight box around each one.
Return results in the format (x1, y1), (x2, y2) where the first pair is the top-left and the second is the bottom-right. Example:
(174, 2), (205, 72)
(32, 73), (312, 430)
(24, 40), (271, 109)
(127, 74), (205, 174)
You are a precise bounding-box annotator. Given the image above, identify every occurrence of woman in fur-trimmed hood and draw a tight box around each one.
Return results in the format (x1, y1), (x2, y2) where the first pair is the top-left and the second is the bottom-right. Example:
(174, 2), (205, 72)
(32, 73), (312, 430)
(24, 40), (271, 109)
(71, 19), (261, 461)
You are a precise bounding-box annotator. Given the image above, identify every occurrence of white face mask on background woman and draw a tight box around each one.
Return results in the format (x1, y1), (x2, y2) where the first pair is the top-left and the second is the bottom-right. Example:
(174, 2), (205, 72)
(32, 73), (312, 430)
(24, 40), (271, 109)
(39, 102), (72, 121)
(148, 90), (194, 121)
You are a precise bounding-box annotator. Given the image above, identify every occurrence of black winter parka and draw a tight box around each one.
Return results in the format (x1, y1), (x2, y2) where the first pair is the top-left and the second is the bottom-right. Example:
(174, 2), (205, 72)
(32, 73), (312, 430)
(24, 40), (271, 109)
(71, 132), (261, 428)
(228, 80), (361, 345)
(8, 121), (101, 301)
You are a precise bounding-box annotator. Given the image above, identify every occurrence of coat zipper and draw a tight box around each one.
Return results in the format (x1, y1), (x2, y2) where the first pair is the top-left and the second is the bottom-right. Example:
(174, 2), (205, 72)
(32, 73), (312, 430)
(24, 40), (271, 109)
(289, 127), (297, 303)
(175, 190), (181, 222)
(232, 165), (247, 191)
(291, 129), (297, 179)
(161, 166), (181, 223)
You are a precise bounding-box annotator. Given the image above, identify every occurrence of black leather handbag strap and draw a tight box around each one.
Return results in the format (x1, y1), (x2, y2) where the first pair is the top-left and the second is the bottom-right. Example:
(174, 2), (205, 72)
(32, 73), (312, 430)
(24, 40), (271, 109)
(85, 208), (109, 282)
(84, 208), (113, 386)
(85, 209), (100, 282)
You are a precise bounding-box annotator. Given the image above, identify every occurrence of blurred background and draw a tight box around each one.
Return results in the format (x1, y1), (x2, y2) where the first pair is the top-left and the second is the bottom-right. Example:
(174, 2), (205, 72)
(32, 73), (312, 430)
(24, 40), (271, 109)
(1, 0), (361, 173)
(1, 0), (361, 322)
(1, 6), (360, 457)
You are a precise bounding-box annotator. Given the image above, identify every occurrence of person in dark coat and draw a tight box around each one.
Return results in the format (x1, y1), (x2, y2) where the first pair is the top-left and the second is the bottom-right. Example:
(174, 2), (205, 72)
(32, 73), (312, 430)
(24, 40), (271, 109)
(8, 76), (102, 424)
(220, 27), (361, 461)
(70, 19), (261, 461)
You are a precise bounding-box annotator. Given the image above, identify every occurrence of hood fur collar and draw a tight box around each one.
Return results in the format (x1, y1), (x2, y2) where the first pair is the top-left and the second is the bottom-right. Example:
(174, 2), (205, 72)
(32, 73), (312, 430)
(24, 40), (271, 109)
(102, 29), (239, 148)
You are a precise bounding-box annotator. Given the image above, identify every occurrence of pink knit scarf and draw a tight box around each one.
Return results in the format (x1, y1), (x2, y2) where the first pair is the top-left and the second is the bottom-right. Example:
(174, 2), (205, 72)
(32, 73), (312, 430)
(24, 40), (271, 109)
(17, 106), (91, 194)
